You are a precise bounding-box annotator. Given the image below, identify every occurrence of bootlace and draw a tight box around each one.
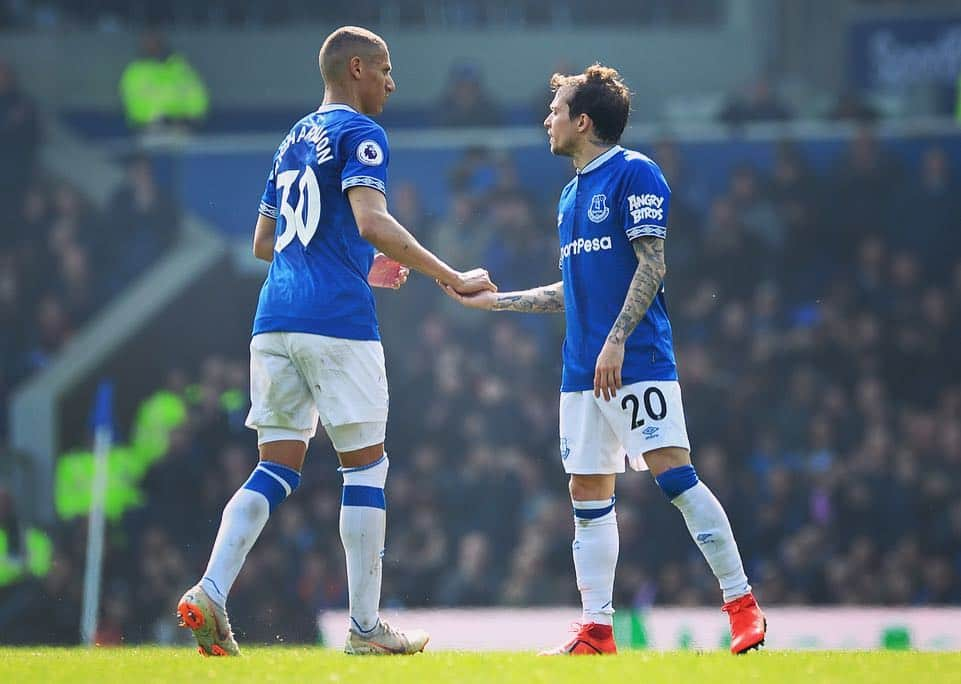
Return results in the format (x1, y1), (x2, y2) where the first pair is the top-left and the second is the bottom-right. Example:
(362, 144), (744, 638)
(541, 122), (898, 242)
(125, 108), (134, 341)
(722, 595), (754, 615)
(377, 620), (408, 645)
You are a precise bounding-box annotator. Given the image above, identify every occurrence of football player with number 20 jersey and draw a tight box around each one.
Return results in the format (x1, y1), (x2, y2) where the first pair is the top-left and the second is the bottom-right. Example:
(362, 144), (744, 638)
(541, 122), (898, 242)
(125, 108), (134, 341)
(444, 64), (766, 655)
(178, 26), (496, 657)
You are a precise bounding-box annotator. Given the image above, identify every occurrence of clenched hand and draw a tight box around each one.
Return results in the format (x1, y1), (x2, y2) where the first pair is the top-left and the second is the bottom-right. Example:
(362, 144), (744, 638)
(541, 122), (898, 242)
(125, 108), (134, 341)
(368, 253), (410, 289)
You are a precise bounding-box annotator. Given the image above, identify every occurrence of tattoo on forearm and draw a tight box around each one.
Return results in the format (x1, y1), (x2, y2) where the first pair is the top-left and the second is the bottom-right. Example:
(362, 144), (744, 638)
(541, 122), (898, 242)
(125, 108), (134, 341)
(493, 282), (564, 313)
(607, 237), (665, 344)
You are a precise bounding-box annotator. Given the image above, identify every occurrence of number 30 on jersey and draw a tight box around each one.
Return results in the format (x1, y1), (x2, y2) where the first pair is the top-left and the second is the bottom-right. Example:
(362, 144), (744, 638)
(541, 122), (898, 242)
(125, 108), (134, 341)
(275, 167), (321, 251)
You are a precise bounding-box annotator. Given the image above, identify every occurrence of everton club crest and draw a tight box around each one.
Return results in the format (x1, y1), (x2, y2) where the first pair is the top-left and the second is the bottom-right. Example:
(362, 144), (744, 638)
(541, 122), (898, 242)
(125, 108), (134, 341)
(587, 194), (609, 223)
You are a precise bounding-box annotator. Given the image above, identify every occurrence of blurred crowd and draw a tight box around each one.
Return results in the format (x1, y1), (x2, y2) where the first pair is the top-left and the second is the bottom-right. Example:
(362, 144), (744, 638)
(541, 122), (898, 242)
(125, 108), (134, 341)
(0, 0), (721, 30)
(6, 122), (960, 646)
(0, 59), (179, 439)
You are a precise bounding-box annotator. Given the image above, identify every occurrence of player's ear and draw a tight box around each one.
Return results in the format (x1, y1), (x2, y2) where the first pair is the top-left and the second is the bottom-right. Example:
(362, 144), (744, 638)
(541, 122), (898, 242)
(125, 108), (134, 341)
(348, 55), (363, 80)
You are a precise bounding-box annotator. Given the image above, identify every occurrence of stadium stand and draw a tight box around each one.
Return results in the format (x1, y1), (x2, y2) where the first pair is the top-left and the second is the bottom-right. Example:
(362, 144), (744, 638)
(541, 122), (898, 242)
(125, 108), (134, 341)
(0, 109), (180, 441)
(0, 1), (724, 29)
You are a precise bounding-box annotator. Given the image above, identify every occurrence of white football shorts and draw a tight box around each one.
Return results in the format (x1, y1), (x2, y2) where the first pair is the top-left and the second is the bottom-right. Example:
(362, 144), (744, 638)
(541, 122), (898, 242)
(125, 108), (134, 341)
(559, 380), (691, 474)
(245, 332), (388, 452)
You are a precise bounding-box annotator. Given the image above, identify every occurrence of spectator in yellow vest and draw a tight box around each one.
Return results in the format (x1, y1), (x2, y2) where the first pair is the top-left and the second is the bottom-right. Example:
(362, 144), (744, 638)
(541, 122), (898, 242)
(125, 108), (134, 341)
(0, 484), (51, 587)
(119, 32), (209, 131)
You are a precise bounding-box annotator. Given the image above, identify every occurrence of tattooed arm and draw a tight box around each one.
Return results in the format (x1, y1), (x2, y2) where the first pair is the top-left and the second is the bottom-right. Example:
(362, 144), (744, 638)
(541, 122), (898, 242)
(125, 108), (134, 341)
(593, 237), (666, 400)
(438, 282), (564, 313)
(607, 237), (666, 343)
(439, 281), (564, 313)
(492, 282), (564, 312)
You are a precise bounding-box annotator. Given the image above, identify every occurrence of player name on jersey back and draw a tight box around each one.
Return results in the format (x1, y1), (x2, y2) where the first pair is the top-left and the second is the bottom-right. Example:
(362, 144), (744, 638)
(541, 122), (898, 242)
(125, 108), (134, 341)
(274, 122), (335, 167)
(253, 104), (390, 342)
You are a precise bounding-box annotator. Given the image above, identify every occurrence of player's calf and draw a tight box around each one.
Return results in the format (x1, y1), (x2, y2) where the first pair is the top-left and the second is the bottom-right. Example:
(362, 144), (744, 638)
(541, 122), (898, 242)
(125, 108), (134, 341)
(655, 464), (752, 602)
(339, 452), (389, 635)
(198, 460), (302, 608)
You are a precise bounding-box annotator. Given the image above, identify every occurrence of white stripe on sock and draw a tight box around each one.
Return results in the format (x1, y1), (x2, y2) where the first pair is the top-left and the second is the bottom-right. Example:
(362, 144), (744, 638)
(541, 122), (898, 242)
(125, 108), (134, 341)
(257, 464), (292, 498)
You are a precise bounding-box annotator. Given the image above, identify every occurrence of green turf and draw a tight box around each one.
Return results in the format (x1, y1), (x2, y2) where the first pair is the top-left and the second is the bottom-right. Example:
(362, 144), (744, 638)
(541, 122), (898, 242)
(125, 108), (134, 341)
(1, 647), (959, 683)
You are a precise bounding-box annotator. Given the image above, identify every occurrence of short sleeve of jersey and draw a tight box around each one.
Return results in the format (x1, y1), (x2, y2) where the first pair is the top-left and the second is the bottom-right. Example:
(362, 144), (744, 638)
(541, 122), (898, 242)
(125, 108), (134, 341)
(620, 160), (670, 241)
(341, 122), (390, 197)
(258, 152), (279, 220)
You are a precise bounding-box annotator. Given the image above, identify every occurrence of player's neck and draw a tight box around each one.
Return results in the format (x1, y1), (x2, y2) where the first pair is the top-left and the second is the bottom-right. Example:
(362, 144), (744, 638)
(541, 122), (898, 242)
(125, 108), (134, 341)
(322, 89), (363, 114)
(573, 140), (614, 173)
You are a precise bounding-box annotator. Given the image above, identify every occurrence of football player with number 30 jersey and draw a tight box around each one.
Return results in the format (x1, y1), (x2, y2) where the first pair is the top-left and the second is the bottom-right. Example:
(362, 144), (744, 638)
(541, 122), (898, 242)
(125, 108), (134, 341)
(178, 26), (496, 658)
(443, 64), (766, 656)
(254, 102), (391, 339)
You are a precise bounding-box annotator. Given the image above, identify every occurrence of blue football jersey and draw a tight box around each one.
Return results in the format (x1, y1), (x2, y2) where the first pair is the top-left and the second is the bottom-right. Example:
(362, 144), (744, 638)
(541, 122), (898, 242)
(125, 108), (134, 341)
(254, 103), (389, 340)
(557, 145), (678, 392)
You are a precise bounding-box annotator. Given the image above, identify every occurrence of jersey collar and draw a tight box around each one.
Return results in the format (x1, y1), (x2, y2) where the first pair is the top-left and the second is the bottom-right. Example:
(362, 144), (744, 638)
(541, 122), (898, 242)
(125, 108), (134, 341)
(577, 145), (623, 175)
(317, 103), (358, 114)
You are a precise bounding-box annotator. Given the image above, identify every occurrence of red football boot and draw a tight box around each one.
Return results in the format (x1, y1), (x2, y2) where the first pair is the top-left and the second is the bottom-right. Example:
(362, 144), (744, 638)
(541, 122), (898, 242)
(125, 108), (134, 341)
(539, 622), (618, 655)
(722, 593), (766, 654)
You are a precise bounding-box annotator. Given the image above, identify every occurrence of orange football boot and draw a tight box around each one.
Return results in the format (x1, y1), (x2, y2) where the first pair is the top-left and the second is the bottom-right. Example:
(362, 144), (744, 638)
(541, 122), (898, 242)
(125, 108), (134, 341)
(722, 592), (766, 654)
(176, 584), (240, 656)
(540, 622), (618, 655)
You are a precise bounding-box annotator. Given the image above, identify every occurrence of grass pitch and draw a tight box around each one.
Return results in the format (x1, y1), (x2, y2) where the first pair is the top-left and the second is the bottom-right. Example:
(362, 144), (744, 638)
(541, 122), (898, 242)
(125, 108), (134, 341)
(1, 647), (959, 683)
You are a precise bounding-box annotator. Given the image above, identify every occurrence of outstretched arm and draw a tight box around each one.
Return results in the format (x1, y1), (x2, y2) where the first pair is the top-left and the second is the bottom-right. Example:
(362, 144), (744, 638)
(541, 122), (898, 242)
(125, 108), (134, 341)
(440, 281), (564, 313)
(348, 186), (495, 294)
(493, 282), (565, 312)
(594, 237), (666, 400)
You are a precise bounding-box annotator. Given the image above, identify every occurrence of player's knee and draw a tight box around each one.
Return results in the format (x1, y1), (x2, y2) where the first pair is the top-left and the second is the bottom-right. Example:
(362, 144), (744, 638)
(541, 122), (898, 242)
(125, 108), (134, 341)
(654, 463), (699, 501)
(337, 440), (386, 469)
(258, 438), (308, 471)
(242, 461), (302, 513)
(569, 475), (615, 502)
(643, 446), (691, 478)
(340, 453), (389, 509)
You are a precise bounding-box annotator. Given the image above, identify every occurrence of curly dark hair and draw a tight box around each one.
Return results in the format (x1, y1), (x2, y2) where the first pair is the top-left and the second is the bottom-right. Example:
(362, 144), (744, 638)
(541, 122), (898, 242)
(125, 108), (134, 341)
(550, 64), (631, 144)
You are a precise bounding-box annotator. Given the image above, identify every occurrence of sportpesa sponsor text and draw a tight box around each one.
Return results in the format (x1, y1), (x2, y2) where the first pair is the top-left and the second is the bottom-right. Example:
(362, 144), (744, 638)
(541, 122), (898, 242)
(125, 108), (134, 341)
(559, 235), (614, 265)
